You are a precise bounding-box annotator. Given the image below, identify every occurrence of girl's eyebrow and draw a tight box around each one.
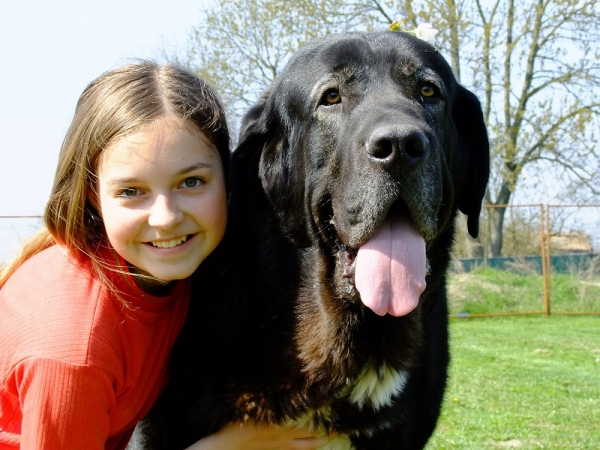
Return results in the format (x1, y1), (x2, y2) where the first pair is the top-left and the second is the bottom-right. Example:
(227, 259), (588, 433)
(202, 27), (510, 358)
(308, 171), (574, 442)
(105, 162), (215, 187)
(176, 162), (214, 176)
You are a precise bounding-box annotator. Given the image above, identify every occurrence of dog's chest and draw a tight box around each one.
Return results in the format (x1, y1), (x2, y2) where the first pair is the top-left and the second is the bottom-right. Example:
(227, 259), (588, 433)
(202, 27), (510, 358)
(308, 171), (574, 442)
(341, 363), (409, 410)
(286, 363), (409, 448)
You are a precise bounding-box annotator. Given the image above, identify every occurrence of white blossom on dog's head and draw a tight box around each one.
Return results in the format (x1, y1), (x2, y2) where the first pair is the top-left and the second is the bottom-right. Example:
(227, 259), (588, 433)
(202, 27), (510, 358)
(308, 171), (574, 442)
(413, 23), (438, 45)
(389, 21), (439, 46)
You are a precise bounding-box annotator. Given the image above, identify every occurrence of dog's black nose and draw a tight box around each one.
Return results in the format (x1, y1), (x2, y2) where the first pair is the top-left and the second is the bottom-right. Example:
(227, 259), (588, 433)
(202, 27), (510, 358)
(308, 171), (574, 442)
(366, 126), (429, 165)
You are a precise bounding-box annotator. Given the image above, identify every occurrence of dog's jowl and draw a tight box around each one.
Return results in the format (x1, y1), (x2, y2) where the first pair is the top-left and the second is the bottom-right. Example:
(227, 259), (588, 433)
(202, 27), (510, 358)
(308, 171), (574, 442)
(137, 30), (490, 450)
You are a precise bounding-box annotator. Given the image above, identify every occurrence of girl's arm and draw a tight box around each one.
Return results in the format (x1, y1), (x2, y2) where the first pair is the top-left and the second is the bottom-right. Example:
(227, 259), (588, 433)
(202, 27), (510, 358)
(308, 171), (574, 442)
(15, 358), (117, 449)
(185, 421), (335, 450)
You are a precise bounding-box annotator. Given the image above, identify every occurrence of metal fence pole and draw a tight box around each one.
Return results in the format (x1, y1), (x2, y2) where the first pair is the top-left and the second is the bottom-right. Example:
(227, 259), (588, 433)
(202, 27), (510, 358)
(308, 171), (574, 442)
(544, 205), (552, 316)
(540, 204), (550, 316)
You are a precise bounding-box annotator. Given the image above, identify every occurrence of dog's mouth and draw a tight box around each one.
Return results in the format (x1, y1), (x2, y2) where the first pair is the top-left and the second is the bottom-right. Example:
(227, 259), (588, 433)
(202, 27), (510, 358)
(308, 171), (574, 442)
(328, 201), (428, 317)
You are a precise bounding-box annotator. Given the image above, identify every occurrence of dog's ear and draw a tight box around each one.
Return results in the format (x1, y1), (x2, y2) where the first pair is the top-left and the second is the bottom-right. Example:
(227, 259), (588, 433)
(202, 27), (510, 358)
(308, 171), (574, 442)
(453, 86), (490, 238)
(232, 93), (311, 247)
(229, 94), (271, 207)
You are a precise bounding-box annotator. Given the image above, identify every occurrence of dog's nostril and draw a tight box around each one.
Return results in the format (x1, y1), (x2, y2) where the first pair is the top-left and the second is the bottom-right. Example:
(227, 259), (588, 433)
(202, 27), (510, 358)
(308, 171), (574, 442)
(404, 134), (428, 160)
(366, 128), (429, 164)
(369, 140), (395, 160)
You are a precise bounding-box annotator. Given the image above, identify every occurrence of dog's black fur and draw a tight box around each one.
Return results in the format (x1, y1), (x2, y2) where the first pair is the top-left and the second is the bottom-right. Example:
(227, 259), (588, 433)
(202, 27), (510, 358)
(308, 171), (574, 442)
(138, 31), (489, 449)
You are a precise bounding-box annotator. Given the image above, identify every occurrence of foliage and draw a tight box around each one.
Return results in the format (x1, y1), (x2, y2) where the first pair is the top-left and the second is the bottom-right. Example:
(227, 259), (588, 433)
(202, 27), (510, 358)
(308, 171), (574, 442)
(427, 316), (600, 449)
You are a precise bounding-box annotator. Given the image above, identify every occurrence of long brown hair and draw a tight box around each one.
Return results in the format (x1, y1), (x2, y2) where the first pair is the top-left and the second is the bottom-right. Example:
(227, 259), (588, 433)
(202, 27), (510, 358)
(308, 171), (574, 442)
(0, 61), (230, 288)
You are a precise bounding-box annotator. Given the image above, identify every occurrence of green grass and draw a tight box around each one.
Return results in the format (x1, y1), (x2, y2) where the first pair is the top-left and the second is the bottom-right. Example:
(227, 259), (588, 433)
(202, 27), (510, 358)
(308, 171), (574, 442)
(425, 316), (600, 449)
(448, 267), (600, 315)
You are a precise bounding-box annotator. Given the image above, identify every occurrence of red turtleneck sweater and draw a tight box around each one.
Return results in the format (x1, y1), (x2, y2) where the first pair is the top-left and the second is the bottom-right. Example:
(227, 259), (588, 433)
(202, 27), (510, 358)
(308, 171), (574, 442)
(0, 245), (190, 449)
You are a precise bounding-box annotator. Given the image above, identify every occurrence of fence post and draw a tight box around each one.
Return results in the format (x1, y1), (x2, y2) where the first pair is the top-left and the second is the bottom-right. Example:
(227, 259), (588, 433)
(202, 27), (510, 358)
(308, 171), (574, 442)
(543, 205), (552, 316)
(540, 205), (549, 316)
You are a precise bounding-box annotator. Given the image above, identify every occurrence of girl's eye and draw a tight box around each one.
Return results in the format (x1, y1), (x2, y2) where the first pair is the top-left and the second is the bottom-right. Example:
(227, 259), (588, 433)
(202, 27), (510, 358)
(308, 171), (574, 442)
(181, 177), (203, 189)
(119, 188), (141, 198)
(321, 88), (342, 106)
(420, 83), (438, 98)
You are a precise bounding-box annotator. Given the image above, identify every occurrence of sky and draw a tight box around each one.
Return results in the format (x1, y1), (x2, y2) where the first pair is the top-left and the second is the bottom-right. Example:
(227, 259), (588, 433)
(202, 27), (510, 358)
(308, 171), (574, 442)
(0, 0), (210, 260)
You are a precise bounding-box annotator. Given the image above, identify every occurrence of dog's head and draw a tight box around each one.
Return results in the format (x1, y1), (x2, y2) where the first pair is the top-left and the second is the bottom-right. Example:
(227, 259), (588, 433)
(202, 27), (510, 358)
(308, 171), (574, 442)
(233, 31), (489, 316)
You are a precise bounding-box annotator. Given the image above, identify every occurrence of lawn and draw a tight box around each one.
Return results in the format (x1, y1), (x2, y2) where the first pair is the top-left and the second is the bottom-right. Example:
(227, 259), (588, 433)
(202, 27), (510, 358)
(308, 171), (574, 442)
(448, 267), (600, 315)
(425, 316), (600, 449)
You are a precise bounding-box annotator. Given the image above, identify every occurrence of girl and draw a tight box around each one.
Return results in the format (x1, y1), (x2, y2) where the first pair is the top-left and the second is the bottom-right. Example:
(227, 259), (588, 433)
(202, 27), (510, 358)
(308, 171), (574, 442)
(0, 62), (331, 450)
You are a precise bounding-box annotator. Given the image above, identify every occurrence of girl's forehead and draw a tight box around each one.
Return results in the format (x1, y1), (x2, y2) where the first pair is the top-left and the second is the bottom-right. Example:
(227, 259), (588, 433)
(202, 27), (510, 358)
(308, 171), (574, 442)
(124, 117), (212, 147)
(97, 118), (219, 174)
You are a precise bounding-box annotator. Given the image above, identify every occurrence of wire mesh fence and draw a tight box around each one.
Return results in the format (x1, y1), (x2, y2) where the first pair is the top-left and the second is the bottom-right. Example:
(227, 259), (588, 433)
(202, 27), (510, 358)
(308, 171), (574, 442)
(2, 206), (599, 317)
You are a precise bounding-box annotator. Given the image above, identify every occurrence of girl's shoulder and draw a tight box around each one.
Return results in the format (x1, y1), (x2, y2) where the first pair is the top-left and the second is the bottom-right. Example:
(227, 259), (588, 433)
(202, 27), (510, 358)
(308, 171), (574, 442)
(0, 245), (108, 362)
(1, 245), (100, 304)
(7, 244), (94, 285)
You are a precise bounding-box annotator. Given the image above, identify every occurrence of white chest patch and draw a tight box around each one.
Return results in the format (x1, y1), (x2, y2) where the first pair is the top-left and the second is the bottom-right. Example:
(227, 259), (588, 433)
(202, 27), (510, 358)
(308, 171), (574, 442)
(344, 363), (409, 410)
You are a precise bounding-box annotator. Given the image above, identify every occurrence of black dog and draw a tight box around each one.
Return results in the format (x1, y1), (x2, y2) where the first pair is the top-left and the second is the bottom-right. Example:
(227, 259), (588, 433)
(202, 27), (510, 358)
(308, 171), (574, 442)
(138, 30), (489, 449)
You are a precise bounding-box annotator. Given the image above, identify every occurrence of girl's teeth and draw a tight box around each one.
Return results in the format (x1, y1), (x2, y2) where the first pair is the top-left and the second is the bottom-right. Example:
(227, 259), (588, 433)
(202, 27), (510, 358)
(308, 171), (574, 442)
(151, 236), (188, 248)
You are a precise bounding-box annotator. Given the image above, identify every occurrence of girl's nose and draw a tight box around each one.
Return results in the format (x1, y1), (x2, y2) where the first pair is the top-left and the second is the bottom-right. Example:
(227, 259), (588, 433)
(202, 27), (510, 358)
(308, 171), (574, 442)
(147, 194), (183, 229)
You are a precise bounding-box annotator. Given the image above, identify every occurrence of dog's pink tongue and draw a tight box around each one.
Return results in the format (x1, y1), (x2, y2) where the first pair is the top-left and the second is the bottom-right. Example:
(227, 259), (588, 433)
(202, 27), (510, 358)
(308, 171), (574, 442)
(355, 215), (426, 317)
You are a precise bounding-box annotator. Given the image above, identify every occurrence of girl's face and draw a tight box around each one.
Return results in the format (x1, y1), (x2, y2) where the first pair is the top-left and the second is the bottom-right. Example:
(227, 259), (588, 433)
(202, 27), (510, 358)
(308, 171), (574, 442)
(96, 118), (227, 291)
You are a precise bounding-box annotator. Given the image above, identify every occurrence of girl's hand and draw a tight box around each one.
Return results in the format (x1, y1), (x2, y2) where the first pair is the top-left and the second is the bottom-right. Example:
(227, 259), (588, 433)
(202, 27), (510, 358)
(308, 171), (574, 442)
(185, 420), (336, 450)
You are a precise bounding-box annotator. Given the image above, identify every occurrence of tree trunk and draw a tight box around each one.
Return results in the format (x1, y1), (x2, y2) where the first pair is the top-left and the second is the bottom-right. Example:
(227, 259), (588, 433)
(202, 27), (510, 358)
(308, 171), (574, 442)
(488, 207), (505, 257)
(488, 181), (513, 257)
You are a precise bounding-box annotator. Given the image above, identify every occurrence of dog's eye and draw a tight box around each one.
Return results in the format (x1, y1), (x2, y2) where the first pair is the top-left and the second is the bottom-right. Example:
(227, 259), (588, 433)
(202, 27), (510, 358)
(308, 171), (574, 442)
(321, 89), (342, 106)
(420, 83), (438, 98)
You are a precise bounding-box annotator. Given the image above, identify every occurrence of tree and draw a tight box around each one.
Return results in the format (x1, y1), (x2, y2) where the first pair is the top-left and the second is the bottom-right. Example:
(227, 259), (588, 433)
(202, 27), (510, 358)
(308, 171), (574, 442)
(389, 0), (600, 256)
(478, 0), (600, 256)
(180, 0), (600, 257)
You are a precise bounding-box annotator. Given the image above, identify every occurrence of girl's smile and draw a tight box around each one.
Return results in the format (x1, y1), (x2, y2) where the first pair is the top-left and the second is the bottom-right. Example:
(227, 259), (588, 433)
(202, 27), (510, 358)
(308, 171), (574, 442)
(146, 234), (193, 249)
(96, 117), (228, 291)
